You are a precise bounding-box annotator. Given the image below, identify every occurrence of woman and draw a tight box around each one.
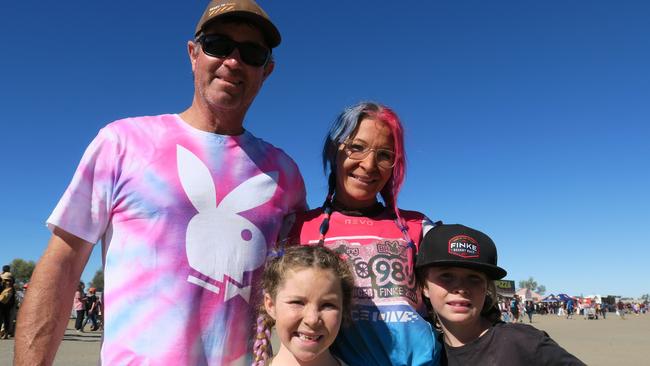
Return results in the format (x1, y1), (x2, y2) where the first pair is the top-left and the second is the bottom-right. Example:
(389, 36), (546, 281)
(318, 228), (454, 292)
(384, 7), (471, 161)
(286, 102), (440, 366)
(73, 282), (86, 332)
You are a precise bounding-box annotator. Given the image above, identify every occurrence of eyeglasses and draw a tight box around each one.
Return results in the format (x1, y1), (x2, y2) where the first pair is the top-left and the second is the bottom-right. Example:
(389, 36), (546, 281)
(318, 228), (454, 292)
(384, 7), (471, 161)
(197, 34), (271, 67)
(343, 141), (396, 169)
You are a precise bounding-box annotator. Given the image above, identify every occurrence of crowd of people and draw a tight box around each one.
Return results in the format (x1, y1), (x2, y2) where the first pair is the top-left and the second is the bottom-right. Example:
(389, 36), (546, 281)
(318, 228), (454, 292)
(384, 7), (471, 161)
(1, 265), (105, 341)
(496, 294), (648, 323)
(497, 295), (536, 323)
(72, 282), (103, 333)
(10, 1), (591, 365)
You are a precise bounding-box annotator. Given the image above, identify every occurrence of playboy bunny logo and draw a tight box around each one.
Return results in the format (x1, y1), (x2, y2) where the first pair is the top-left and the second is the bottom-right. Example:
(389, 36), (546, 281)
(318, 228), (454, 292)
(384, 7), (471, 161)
(177, 145), (278, 303)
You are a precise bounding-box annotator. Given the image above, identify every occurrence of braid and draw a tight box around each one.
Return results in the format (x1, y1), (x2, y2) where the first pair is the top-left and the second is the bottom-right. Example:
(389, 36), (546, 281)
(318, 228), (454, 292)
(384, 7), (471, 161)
(251, 312), (275, 366)
(318, 173), (337, 245)
(394, 212), (416, 252)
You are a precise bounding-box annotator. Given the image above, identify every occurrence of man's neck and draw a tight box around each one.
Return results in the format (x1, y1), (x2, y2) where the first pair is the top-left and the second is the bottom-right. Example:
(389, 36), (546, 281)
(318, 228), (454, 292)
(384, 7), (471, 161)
(179, 103), (245, 135)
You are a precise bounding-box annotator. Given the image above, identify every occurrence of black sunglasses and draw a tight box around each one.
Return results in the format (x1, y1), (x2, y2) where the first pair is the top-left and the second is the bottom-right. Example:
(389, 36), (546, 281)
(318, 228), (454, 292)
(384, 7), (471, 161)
(197, 34), (271, 67)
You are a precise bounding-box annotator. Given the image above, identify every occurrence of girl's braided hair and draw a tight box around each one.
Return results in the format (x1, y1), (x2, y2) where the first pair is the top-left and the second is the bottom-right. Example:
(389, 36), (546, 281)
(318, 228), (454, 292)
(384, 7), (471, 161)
(251, 245), (355, 366)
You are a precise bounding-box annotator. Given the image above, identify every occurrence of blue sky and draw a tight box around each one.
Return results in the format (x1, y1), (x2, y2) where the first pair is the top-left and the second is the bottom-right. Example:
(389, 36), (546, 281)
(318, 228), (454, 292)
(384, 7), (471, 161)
(1, 1), (648, 298)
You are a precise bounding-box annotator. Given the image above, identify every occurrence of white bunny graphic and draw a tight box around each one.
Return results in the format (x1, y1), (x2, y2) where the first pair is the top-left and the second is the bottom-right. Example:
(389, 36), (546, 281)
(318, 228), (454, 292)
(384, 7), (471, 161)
(177, 145), (278, 302)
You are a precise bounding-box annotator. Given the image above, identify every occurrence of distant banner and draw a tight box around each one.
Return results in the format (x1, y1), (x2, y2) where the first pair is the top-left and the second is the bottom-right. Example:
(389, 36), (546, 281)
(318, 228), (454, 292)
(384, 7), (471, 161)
(494, 280), (515, 296)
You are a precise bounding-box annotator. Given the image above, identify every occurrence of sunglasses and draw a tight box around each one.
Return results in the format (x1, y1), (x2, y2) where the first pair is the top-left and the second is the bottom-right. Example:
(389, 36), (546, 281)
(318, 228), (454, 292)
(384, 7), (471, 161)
(197, 34), (271, 67)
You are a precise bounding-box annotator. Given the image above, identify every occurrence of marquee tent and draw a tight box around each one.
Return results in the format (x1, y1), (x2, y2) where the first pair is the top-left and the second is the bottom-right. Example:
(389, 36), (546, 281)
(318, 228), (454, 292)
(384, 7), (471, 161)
(556, 293), (574, 302)
(542, 294), (559, 302)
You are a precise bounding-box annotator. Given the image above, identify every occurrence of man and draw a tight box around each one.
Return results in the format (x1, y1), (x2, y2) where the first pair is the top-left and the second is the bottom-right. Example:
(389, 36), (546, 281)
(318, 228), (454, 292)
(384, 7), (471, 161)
(0, 265), (16, 337)
(0, 272), (16, 339)
(566, 298), (574, 319)
(82, 287), (100, 331)
(525, 300), (535, 323)
(15, 1), (306, 365)
(510, 294), (520, 322)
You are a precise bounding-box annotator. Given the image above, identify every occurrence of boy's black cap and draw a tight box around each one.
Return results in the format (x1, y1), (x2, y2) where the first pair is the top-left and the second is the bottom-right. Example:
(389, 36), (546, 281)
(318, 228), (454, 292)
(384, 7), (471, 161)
(416, 223), (507, 280)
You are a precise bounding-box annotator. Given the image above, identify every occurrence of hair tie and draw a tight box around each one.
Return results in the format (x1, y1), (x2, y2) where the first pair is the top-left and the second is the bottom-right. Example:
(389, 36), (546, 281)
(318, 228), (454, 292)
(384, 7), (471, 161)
(268, 247), (285, 258)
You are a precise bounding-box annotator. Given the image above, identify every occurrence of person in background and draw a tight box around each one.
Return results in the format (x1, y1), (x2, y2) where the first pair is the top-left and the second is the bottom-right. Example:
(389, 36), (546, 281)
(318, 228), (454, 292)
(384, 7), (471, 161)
(510, 295), (520, 323)
(525, 300), (535, 323)
(82, 288), (99, 331)
(1, 273), (17, 339)
(499, 297), (510, 323)
(72, 282), (86, 333)
(617, 301), (626, 319)
(566, 298), (574, 319)
(15, 1), (306, 364)
(1, 265), (18, 338)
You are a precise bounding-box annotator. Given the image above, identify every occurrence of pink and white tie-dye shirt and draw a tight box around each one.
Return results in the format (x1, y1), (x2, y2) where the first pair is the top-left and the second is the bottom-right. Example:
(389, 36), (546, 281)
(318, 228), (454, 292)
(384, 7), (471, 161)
(47, 114), (307, 365)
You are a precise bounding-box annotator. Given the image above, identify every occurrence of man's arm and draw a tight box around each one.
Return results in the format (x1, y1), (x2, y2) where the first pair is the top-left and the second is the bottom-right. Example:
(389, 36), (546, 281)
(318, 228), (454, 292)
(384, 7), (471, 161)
(14, 227), (94, 366)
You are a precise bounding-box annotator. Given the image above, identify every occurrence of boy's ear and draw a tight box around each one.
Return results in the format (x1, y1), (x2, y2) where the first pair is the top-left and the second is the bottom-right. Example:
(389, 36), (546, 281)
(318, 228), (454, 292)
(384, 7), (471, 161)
(416, 269), (429, 299)
(264, 292), (277, 320)
(421, 284), (431, 300)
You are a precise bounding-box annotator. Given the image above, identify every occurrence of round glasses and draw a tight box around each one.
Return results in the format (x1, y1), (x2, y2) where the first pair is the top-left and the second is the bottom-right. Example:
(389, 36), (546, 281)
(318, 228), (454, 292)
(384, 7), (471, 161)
(343, 141), (396, 169)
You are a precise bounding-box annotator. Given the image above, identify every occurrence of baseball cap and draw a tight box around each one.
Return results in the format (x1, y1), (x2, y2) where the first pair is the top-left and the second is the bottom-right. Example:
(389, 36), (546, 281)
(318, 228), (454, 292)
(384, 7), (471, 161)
(195, 0), (281, 48)
(415, 223), (507, 280)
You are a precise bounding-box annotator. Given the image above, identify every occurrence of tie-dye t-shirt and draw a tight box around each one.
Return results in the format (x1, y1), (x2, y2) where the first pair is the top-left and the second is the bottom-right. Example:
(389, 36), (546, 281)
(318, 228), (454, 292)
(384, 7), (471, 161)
(288, 208), (441, 366)
(47, 114), (307, 365)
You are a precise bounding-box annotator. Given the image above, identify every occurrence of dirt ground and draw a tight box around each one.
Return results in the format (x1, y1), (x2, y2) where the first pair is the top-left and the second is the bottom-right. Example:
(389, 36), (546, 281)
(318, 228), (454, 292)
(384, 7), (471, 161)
(523, 311), (650, 365)
(1, 312), (649, 365)
(1, 319), (101, 366)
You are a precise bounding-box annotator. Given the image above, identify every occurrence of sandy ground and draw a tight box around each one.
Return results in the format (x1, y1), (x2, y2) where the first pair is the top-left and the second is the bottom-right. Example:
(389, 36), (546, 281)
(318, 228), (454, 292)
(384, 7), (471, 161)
(523, 311), (650, 365)
(1, 319), (101, 366)
(1, 312), (649, 365)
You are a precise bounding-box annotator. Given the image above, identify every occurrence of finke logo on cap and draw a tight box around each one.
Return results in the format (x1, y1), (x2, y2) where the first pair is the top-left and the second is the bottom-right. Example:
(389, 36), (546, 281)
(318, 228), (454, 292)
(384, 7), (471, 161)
(448, 235), (479, 258)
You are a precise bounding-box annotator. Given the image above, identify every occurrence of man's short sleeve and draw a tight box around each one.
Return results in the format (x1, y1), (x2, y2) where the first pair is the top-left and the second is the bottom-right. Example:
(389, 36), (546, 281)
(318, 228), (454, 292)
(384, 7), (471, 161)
(47, 127), (119, 244)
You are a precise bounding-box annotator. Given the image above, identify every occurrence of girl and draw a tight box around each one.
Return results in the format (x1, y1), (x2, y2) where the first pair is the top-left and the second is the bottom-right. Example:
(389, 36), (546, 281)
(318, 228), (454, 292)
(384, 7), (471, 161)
(285, 102), (440, 365)
(415, 223), (585, 365)
(253, 245), (355, 366)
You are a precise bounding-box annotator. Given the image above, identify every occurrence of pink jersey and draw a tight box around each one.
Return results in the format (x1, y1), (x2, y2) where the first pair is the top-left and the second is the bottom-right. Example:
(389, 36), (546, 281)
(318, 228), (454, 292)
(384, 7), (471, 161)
(48, 114), (306, 365)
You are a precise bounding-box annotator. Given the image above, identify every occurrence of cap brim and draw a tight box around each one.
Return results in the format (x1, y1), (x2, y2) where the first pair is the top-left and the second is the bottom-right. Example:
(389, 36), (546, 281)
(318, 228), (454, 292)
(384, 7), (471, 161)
(418, 260), (507, 280)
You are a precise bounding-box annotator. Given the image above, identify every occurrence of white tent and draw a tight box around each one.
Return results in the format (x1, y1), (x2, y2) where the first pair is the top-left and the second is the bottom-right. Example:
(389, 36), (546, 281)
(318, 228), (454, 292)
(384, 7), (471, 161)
(516, 288), (543, 302)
